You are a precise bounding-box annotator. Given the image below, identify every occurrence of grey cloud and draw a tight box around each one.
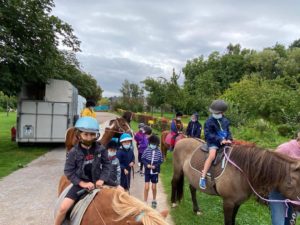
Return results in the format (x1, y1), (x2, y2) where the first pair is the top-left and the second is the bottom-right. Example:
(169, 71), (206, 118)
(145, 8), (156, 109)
(53, 0), (300, 96)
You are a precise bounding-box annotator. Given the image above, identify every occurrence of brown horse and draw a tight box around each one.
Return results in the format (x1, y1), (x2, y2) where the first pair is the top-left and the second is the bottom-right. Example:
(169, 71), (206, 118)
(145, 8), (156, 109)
(58, 177), (168, 225)
(65, 117), (132, 151)
(171, 138), (300, 225)
(160, 130), (185, 159)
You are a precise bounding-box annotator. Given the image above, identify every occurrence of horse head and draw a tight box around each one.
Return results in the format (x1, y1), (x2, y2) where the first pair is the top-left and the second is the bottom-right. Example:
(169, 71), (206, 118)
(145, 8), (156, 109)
(100, 117), (132, 146)
(277, 159), (300, 209)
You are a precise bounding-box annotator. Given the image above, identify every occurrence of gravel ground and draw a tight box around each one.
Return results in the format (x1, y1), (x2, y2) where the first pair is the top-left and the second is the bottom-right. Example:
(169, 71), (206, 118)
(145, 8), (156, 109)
(0, 112), (173, 225)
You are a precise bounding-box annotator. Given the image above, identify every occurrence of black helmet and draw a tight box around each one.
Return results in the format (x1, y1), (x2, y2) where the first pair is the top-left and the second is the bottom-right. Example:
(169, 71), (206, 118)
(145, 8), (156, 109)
(209, 100), (228, 113)
(107, 140), (118, 149)
(176, 112), (183, 117)
(138, 123), (145, 129)
(148, 134), (160, 146)
(144, 125), (152, 135)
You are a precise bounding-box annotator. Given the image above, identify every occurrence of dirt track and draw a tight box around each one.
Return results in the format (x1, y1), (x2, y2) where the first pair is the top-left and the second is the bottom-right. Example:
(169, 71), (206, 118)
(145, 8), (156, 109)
(0, 112), (173, 225)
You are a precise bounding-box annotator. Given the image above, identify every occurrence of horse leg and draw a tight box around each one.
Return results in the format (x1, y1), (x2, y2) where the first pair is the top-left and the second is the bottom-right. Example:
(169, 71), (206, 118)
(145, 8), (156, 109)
(232, 204), (240, 224)
(171, 171), (184, 207)
(223, 200), (236, 225)
(189, 184), (202, 215)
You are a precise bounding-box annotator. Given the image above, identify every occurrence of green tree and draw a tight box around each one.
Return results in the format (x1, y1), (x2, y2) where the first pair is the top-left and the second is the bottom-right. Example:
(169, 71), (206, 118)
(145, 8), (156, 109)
(0, 0), (80, 96)
(119, 79), (144, 112)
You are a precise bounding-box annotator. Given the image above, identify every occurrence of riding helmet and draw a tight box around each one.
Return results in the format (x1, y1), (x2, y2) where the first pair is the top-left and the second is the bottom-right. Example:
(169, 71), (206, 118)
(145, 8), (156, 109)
(209, 100), (228, 114)
(75, 116), (100, 133)
(120, 133), (133, 142)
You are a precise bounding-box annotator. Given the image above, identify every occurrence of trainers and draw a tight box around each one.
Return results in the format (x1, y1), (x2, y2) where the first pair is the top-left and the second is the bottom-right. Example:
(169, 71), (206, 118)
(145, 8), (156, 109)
(199, 177), (206, 189)
(135, 170), (141, 173)
(140, 171), (144, 176)
(151, 200), (157, 209)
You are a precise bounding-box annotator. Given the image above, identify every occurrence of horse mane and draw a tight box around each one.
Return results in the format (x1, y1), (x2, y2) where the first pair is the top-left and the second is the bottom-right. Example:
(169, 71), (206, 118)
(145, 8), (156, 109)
(229, 145), (296, 193)
(112, 189), (168, 225)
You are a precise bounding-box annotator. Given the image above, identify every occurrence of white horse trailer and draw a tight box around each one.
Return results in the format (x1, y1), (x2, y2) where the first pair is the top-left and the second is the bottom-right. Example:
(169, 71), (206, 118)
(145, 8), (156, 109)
(16, 79), (81, 144)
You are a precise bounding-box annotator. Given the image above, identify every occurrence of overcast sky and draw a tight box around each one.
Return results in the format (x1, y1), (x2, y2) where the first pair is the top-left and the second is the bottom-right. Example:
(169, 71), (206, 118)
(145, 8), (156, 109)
(52, 0), (300, 97)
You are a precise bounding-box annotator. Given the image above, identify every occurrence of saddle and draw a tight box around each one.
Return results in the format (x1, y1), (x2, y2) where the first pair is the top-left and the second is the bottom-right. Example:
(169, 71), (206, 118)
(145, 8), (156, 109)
(190, 144), (231, 186)
(55, 185), (100, 225)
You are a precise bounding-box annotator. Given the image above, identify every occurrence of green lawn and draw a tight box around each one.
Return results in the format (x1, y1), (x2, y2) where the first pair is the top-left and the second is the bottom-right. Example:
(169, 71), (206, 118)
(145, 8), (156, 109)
(129, 119), (297, 225)
(0, 112), (49, 178)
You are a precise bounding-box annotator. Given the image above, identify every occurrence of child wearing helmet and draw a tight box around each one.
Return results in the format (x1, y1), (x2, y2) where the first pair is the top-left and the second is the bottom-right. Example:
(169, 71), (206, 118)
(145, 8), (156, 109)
(199, 100), (232, 190)
(141, 134), (163, 209)
(186, 112), (202, 138)
(54, 117), (110, 225)
(116, 133), (135, 191)
(134, 123), (148, 175)
(169, 112), (184, 150)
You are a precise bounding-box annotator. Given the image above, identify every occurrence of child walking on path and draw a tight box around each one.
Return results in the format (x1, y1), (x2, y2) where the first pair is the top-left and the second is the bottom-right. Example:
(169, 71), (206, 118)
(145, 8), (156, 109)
(200, 100), (232, 189)
(105, 140), (123, 190)
(117, 133), (135, 191)
(134, 123), (149, 175)
(141, 134), (163, 209)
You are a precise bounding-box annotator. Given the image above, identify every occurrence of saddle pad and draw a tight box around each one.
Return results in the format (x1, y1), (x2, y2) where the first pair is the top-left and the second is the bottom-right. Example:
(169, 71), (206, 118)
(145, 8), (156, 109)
(54, 185), (100, 225)
(70, 189), (100, 225)
(190, 147), (229, 180)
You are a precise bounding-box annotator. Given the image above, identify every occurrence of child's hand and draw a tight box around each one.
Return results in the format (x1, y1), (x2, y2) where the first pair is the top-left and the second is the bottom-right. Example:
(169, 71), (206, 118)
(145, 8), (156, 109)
(124, 169), (129, 175)
(96, 179), (104, 188)
(79, 181), (94, 190)
(117, 185), (124, 191)
(147, 164), (151, 169)
(129, 162), (134, 167)
(151, 165), (156, 169)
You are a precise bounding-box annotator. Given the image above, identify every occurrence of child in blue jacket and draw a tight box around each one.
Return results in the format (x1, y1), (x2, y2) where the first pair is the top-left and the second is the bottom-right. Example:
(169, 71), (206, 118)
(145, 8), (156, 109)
(141, 134), (163, 209)
(116, 133), (135, 191)
(200, 100), (232, 189)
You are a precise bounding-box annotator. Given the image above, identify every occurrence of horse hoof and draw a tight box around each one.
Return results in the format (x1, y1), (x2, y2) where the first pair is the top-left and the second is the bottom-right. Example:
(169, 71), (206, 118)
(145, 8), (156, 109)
(171, 203), (177, 208)
(196, 211), (203, 216)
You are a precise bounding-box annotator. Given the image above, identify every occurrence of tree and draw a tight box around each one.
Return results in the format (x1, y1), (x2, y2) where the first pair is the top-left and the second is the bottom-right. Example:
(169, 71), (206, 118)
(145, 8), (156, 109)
(142, 77), (168, 116)
(0, 0), (80, 96)
(119, 79), (144, 112)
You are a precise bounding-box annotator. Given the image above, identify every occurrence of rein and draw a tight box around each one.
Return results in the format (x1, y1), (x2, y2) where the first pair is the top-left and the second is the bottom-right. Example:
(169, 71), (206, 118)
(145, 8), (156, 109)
(224, 147), (300, 216)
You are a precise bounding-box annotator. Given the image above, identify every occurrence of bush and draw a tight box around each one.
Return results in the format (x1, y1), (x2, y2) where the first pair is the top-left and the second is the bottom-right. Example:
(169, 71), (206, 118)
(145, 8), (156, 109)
(277, 124), (298, 138)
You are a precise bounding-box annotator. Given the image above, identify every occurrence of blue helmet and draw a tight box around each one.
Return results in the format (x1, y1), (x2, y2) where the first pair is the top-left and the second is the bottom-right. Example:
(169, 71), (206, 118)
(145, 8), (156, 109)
(120, 133), (132, 142)
(75, 116), (99, 133)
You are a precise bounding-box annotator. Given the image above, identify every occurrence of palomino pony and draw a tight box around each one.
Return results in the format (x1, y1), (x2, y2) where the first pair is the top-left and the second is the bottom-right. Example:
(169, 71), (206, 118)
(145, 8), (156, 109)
(65, 117), (132, 151)
(58, 177), (168, 225)
(171, 138), (300, 225)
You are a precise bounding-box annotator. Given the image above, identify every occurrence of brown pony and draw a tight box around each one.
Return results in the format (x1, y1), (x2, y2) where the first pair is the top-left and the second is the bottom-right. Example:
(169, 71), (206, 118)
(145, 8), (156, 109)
(160, 130), (185, 159)
(65, 117), (132, 151)
(171, 138), (300, 225)
(58, 177), (168, 225)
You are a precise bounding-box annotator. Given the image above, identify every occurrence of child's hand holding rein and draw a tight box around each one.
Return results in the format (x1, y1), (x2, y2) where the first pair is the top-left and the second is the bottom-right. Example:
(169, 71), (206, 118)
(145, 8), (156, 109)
(79, 181), (95, 190)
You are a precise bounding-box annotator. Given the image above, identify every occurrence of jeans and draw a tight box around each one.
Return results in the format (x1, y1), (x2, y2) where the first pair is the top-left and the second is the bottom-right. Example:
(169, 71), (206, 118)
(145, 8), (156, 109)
(269, 190), (296, 225)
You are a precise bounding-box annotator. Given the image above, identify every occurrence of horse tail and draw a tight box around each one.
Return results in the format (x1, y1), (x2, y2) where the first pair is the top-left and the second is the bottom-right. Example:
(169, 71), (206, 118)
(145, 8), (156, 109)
(171, 171), (184, 203)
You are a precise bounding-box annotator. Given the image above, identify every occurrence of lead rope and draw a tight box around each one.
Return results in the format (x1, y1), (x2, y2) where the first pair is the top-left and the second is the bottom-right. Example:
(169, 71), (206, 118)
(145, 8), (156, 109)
(91, 196), (107, 225)
(224, 148), (300, 217)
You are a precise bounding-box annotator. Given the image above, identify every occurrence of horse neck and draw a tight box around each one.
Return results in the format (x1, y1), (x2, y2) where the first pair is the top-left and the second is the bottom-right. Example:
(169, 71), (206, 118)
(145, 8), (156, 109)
(100, 129), (115, 146)
(229, 146), (291, 192)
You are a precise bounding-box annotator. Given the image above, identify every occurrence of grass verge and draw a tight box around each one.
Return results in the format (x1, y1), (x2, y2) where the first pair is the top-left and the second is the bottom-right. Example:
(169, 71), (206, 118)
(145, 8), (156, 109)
(0, 112), (49, 178)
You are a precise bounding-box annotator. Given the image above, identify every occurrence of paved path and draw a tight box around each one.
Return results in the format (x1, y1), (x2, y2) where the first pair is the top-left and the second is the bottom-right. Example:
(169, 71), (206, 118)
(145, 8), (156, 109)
(0, 112), (173, 225)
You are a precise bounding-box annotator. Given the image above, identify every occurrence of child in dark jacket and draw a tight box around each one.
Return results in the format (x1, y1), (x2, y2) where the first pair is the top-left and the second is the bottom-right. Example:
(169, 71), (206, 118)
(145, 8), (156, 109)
(116, 133), (135, 191)
(54, 117), (110, 225)
(200, 100), (232, 190)
(134, 123), (148, 175)
(186, 112), (202, 138)
(105, 140), (122, 190)
(141, 134), (163, 209)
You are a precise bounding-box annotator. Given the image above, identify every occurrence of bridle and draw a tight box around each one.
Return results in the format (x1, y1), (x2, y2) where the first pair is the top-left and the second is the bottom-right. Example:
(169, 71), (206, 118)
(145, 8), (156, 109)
(105, 118), (133, 136)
